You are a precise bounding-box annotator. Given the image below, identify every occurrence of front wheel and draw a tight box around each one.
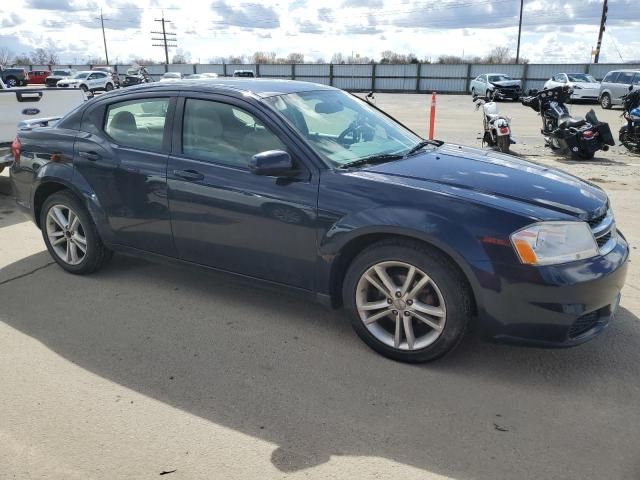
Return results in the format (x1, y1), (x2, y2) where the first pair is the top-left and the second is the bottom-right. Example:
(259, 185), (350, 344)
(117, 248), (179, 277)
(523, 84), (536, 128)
(486, 89), (493, 101)
(105, 82), (113, 91)
(41, 191), (112, 274)
(496, 135), (510, 153)
(80, 84), (88, 92)
(343, 240), (472, 363)
(6, 77), (17, 87)
(600, 93), (612, 109)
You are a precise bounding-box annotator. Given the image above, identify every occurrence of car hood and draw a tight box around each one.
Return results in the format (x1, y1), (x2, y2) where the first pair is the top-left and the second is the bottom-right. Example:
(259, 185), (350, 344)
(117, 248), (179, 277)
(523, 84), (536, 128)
(491, 80), (521, 87)
(357, 144), (607, 218)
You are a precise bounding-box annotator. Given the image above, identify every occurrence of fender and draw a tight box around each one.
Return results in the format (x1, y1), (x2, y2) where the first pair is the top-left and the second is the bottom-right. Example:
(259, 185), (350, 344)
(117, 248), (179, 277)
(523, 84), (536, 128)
(32, 162), (115, 244)
(315, 205), (501, 311)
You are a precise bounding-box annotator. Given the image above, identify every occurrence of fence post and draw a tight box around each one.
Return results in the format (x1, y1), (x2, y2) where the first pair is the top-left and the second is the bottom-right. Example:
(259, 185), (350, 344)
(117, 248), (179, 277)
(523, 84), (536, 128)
(416, 63), (422, 93)
(464, 63), (472, 93)
(522, 62), (529, 94)
(292, 63), (296, 80)
(329, 64), (334, 86)
(193, 64), (196, 74)
(371, 62), (376, 91)
(223, 63), (227, 77)
(255, 63), (260, 78)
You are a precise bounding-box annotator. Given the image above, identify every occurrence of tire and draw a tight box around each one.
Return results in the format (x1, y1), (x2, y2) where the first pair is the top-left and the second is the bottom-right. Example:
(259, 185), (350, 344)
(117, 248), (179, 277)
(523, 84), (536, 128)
(80, 84), (88, 92)
(497, 135), (510, 153)
(40, 190), (112, 274)
(0, 166), (4, 174)
(6, 76), (17, 87)
(471, 87), (476, 98)
(342, 239), (472, 363)
(105, 82), (113, 91)
(600, 93), (611, 110)
(486, 89), (493, 101)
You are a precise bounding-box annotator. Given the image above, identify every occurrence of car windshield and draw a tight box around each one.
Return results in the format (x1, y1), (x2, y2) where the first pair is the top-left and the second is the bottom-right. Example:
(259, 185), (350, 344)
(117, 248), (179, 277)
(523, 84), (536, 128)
(567, 74), (597, 83)
(73, 72), (90, 79)
(264, 90), (423, 167)
(53, 70), (69, 76)
(488, 75), (512, 82)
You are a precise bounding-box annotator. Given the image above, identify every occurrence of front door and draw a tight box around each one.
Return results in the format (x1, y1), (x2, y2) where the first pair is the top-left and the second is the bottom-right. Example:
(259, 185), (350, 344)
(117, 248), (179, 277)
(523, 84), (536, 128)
(167, 95), (318, 290)
(74, 95), (177, 256)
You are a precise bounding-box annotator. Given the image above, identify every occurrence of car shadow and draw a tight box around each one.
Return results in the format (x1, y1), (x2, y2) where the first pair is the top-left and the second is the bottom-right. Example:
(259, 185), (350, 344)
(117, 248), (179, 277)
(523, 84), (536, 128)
(1, 252), (639, 479)
(0, 177), (28, 229)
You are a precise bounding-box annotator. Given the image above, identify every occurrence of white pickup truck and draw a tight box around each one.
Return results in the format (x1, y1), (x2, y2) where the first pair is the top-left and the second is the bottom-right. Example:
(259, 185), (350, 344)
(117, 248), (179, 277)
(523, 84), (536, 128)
(0, 79), (87, 172)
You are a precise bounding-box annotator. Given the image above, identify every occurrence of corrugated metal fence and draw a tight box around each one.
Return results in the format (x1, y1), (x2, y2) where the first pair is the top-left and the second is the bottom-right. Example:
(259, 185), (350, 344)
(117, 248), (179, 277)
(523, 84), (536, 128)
(32, 63), (640, 93)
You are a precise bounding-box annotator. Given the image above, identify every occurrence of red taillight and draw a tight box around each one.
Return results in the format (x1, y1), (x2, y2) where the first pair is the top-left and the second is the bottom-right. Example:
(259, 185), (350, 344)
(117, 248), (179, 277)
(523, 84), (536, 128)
(10, 137), (21, 163)
(582, 130), (594, 139)
(499, 127), (510, 134)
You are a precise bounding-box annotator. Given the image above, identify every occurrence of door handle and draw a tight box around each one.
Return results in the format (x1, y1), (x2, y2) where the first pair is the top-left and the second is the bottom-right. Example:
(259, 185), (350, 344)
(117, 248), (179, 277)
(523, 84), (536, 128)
(78, 151), (100, 161)
(173, 169), (204, 181)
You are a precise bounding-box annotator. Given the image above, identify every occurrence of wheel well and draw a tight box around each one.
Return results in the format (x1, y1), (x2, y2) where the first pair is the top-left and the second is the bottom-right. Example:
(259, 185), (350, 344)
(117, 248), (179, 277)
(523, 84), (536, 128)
(33, 182), (69, 228)
(330, 233), (477, 314)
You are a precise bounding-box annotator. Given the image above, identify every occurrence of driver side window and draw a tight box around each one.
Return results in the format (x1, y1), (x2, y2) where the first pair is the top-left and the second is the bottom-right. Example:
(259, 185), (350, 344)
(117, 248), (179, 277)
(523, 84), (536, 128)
(182, 98), (287, 168)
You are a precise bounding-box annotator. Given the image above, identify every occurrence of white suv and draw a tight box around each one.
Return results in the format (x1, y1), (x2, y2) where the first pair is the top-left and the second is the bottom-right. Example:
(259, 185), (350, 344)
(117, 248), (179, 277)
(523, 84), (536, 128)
(57, 70), (114, 93)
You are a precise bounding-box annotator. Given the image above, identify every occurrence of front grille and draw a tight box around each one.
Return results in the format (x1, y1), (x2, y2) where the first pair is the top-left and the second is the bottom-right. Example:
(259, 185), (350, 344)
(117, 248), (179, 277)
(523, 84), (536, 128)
(568, 311), (600, 338)
(588, 209), (615, 253)
(596, 231), (611, 247)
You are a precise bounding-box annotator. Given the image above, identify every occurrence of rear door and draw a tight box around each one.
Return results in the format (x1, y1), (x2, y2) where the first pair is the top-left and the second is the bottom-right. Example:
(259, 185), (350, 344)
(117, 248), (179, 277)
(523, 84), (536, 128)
(167, 93), (319, 290)
(74, 93), (178, 255)
(614, 71), (634, 102)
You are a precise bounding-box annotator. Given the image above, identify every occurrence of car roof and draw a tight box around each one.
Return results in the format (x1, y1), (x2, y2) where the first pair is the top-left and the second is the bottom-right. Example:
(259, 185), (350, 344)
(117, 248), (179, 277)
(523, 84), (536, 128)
(110, 78), (337, 98)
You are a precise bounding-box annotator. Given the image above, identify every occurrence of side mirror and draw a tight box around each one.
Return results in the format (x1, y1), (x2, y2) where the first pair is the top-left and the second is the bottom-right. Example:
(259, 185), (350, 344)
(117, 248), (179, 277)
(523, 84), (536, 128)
(249, 150), (295, 177)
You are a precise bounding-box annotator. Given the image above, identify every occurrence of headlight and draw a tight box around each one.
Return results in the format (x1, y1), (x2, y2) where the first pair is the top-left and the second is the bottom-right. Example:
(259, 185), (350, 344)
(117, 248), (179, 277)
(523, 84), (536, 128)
(510, 221), (598, 265)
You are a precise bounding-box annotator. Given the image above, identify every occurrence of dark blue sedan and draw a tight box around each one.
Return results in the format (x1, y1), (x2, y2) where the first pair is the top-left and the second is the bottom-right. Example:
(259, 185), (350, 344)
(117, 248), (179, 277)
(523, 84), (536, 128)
(9, 79), (629, 362)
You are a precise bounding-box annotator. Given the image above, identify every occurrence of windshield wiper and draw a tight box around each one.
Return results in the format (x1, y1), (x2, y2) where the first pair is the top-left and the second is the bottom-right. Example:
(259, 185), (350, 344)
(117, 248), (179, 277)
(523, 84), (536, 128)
(338, 153), (405, 169)
(404, 139), (441, 157)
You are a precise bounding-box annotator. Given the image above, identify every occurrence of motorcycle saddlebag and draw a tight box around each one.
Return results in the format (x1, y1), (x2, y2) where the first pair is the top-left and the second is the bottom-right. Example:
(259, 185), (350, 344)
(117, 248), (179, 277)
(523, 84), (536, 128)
(585, 109), (615, 146)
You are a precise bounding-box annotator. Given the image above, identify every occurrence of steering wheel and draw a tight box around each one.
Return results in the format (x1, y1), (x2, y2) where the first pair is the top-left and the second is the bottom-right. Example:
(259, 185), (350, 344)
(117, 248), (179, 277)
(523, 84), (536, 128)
(338, 121), (360, 146)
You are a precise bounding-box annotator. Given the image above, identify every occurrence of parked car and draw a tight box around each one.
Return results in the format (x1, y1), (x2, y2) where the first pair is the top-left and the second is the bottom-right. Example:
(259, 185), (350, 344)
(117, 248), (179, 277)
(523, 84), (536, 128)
(9, 80), (628, 363)
(160, 72), (184, 81)
(544, 73), (600, 101)
(46, 69), (76, 87)
(233, 70), (255, 78)
(91, 66), (120, 88)
(599, 69), (640, 109)
(0, 66), (29, 87)
(470, 73), (521, 100)
(184, 72), (219, 80)
(122, 66), (153, 87)
(27, 70), (51, 85)
(57, 70), (114, 92)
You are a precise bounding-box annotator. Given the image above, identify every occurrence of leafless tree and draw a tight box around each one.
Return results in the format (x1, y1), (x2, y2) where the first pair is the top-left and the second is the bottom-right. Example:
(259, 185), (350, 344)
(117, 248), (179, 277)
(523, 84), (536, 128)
(286, 52), (304, 64)
(172, 54), (188, 64)
(252, 51), (276, 64)
(0, 47), (13, 65)
(485, 46), (512, 64)
(13, 54), (32, 66)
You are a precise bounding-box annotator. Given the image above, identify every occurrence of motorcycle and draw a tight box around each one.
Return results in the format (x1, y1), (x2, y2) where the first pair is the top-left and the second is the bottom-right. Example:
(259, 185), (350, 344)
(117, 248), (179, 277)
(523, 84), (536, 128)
(521, 85), (615, 160)
(122, 66), (153, 87)
(619, 85), (640, 154)
(474, 96), (514, 153)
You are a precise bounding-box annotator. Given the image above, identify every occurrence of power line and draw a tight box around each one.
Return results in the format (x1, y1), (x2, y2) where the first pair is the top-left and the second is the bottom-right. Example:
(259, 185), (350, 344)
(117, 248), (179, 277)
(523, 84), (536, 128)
(151, 12), (177, 64)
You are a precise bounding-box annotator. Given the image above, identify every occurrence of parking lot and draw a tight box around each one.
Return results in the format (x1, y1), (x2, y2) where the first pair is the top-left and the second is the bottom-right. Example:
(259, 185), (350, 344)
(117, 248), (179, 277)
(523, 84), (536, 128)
(1, 93), (639, 479)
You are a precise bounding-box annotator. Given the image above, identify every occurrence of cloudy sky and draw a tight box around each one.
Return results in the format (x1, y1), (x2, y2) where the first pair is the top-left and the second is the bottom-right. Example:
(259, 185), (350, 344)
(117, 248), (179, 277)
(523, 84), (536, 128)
(1, 0), (639, 64)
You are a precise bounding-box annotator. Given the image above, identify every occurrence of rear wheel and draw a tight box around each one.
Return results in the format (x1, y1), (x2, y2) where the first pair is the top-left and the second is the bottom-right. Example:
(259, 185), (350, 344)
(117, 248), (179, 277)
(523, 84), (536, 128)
(6, 77), (17, 87)
(471, 87), (476, 98)
(105, 82), (113, 91)
(80, 84), (88, 92)
(41, 191), (112, 274)
(575, 150), (595, 160)
(497, 135), (510, 153)
(600, 93), (611, 109)
(343, 240), (472, 363)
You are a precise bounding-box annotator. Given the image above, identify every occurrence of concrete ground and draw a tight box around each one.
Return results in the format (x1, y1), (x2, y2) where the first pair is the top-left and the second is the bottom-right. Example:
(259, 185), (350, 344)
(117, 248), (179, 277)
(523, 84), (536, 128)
(1, 94), (639, 480)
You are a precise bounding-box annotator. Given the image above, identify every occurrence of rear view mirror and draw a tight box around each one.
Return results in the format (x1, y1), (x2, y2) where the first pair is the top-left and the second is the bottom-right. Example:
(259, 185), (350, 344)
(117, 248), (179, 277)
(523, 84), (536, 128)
(315, 101), (344, 114)
(249, 150), (295, 177)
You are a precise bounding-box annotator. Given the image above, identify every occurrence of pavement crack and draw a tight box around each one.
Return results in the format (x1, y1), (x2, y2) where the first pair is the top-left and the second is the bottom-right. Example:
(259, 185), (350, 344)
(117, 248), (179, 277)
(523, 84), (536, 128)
(0, 262), (55, 287)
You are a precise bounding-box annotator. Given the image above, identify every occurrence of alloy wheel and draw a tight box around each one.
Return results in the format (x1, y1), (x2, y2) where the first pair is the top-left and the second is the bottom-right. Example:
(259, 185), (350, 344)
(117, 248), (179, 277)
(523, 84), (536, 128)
(355, 261), (446, 351)
(45, 205), (87, 265)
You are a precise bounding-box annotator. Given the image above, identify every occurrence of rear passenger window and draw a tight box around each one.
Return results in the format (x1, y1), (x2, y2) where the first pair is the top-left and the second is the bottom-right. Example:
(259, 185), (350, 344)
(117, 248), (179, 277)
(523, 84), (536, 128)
(632, 73), (640, 85)
(616, 72), (634, 85)
(182, 98), (286, 168)
(105, 98), (169, 151)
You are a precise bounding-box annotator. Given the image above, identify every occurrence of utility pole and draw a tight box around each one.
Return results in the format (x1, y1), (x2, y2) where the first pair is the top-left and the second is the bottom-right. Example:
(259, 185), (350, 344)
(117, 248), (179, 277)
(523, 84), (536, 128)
(152, 12), (177, 65)
(594, 0), (608, 63)
(515, 0), (524, 63)
(96, 9), (110, 65)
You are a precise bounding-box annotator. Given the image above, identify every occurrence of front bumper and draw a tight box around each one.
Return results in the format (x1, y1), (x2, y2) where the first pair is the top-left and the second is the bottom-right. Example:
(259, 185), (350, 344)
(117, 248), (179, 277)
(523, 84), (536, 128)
(571, 88), (600, 100)
(494, 89), (521, 100)
(477, 233), (629, 347)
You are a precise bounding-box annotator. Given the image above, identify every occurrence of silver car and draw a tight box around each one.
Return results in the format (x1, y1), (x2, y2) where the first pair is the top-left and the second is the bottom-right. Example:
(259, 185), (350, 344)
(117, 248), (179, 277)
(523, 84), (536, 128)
(470, 73), (521, 101)
(599, 69), (640, 109)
